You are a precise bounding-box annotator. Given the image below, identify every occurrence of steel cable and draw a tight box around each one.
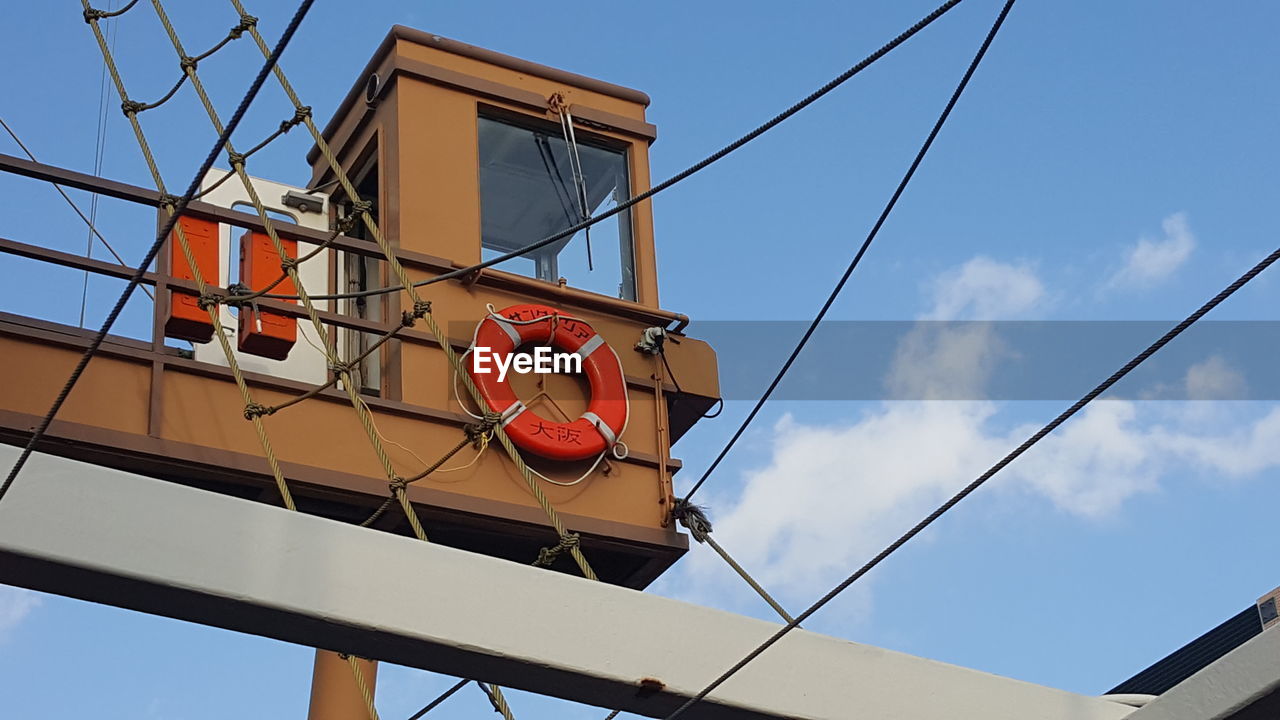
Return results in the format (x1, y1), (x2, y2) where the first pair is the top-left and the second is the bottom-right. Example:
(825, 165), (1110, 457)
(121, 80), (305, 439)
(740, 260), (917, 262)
(226, 0), (968, 304)
(663, 237), (1280, 719)
(0, 0), (316, 505)
(682, 0), (1017, 504)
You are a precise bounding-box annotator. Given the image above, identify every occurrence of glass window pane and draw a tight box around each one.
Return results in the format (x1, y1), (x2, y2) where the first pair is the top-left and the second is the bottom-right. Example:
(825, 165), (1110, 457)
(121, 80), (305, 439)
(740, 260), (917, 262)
(478, 115), (636, 301)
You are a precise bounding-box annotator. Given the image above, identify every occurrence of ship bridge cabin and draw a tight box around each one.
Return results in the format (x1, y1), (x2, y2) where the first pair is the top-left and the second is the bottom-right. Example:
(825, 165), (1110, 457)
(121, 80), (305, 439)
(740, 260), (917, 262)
(0, 26), (719, 589)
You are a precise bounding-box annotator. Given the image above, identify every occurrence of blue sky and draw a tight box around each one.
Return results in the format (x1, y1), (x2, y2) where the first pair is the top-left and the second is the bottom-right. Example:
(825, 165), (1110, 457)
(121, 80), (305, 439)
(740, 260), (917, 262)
(2, 1), (1280, 718)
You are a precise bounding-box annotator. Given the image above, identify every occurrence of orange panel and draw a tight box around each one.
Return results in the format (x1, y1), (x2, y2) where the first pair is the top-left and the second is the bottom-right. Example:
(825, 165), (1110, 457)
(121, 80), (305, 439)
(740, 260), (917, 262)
(237, 230), (298, 360)
(164, 215), (219, 343)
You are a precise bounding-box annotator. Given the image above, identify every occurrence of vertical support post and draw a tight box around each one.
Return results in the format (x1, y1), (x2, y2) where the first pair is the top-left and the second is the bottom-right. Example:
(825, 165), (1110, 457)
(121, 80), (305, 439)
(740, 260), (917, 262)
(148, 232), (171, 438)
(653, 358), (674, 527)
(307, 649), (378, 720)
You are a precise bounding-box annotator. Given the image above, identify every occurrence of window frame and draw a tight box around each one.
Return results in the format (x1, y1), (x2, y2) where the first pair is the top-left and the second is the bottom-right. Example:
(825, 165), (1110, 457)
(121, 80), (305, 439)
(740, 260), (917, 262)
(475, 105), (639, 302)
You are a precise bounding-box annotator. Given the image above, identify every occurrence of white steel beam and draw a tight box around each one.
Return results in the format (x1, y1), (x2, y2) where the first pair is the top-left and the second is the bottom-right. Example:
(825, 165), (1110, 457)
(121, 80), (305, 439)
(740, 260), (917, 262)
(0, 445), (1135, 720)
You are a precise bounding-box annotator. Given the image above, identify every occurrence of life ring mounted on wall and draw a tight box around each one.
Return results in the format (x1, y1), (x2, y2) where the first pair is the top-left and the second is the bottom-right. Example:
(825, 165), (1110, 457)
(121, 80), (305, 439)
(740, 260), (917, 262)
(464, 303), (629, 466)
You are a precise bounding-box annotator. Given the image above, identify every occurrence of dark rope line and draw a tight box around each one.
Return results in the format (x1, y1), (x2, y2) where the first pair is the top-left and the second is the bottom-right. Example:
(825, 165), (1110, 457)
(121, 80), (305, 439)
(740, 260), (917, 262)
(126, 71), (188, 113)
(681, 0), (1014, 504)
(0, 0), (317, 505)
(186, 14), (257, 65)
(272, 322), (404, 416)
(359, 425), (486, 528)
(251, 293), (428, 418)
(247, 0), (968, 303)
(661, 2), (1022, 716)
(83, 0), (138, 20)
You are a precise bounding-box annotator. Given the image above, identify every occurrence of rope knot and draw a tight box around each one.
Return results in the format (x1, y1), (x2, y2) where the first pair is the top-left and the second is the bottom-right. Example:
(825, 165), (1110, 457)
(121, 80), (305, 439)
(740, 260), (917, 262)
(157, 193), (182, 210)
(229, 15), (256, 38)
(388, 476), (409, 493)
(243, 403), (273, 420)
(179, 55), (198, 71)
(221, 282), (250, 307)
(196, 293), (222, 310)
(464, 413), (499, 445)
(280, 256), (299, 272)
(671, 498), (713, 543)
(120, 99), (146, 115)
(336, 213), (360, 234)
(83, 7), (108, 22)
(547, 92), (569, 114)
(278, 106), (310, 134)
(226, 150), (246, 167)
(329, 360), (352, 376)
(534, 532), (581, 567)
(350, 199), (373, 216)
(400, 300), (431, 327)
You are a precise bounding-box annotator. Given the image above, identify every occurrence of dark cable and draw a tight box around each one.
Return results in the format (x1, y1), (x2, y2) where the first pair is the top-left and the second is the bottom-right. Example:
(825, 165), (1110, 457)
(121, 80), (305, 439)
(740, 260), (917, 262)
(681, 0), (1014, 504)
(662, 1), (1021, 714)
(657, 25), (1280, 720)
(663, 237), (1280, 719)
(0, 0), (317, 504)
(406, 678), (470, 720)
(238, 0), (968, 304)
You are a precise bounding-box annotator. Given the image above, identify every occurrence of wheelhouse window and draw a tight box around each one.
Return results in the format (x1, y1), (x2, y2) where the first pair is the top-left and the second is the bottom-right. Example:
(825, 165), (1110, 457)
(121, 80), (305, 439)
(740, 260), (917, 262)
(478, 113), (636, 301)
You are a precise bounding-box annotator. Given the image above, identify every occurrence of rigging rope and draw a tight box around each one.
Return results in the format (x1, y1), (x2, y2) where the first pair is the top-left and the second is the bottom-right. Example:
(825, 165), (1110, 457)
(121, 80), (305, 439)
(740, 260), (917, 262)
(0, 0), (316, 505)
(344, 654), (382, 720)
(671, 500), (795, 624)
(143, 3), (470, 714)
(227, 0), (601, 584)
(148, 0), (424, 547)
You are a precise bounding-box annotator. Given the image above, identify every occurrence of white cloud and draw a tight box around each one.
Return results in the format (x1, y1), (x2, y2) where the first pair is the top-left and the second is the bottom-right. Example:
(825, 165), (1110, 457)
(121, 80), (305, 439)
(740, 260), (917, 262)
(885, 322), (1006, 400)
(0, 585), (41, 642)
(1184, 355), (1248, 401)
(683, 403), (1005, 602)
(685, 398), (1280, 609)
(925, 256), (1044, 321)
(1107, 212), (1195, 289)
(883, 258), (1042, 400)
(1010, 401), (1161, 517)
(675, 257), (1278, 616)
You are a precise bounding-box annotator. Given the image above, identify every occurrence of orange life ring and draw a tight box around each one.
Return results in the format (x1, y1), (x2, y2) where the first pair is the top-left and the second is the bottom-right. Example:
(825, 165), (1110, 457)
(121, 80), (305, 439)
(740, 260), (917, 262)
(466, 303), (628, 462)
